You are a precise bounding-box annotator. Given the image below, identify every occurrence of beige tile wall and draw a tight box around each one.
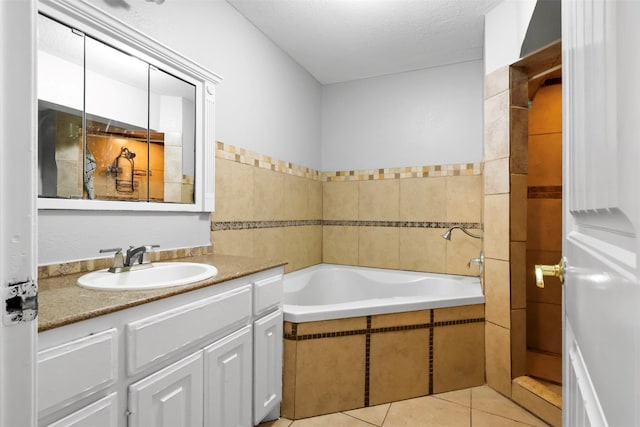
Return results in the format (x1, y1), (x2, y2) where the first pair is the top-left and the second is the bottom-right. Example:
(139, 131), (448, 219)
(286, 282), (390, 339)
(322, 175), (483, 275)
(483, 65), (529, 397)
(213, 142), (483, 275)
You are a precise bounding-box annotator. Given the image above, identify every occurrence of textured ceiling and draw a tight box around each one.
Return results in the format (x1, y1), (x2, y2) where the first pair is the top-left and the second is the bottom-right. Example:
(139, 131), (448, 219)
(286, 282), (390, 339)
(226, 0), (502, 84)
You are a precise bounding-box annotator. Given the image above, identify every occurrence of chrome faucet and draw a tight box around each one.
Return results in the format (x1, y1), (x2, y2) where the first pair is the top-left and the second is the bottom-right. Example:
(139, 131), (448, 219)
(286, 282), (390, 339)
(441, 225), (482, 240)
(100, 245), (159, 273)
(467, 251), (484, 275)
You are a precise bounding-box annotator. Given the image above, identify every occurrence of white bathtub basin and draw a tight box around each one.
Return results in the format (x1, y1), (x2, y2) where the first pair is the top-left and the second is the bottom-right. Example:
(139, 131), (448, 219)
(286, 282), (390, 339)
(77, 262), (218, 291)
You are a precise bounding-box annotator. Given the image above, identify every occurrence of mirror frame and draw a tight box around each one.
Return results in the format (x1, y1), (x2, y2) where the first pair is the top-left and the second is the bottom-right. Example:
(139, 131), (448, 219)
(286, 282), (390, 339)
(37, 0), (222, 212)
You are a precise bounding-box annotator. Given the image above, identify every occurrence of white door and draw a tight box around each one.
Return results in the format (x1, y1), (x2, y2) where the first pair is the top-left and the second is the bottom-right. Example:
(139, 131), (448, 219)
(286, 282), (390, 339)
(0, 0), (38, 426)
(561, 0), (640, 425)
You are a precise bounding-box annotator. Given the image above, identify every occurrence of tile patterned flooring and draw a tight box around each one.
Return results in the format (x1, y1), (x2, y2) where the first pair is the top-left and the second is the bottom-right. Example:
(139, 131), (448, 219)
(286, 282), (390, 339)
(259, 386), (551, 427)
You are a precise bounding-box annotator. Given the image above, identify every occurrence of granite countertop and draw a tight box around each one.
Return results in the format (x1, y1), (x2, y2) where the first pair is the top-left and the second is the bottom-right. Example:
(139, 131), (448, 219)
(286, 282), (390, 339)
(38, 254), (286, 333)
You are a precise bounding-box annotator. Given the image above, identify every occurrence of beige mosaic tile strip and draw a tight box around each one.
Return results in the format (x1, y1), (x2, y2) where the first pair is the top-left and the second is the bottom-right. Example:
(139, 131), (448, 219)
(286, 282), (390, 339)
(216, 141), (483, 182)
(38, 245), (213, 279)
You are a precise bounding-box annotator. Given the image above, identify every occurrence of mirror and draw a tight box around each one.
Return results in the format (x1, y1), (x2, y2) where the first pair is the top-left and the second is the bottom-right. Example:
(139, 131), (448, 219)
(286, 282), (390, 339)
(36, 5), (217, 212)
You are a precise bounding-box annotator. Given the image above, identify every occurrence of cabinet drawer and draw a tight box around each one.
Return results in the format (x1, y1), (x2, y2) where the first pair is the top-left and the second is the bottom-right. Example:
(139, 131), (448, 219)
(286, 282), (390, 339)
(254, 274), (283, 317)
(126, 284), (252, 375)
(38, 329), (118, 417)
(45, 393), (118, 427)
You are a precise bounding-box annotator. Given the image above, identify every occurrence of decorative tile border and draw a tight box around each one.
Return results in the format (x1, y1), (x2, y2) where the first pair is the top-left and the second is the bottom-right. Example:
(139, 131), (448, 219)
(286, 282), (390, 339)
(528, 185), (562, 199)
(38, 245), (213, 279)
(212, 220), (482, 232)
(216, 141), (320, 180)
(216, 141), (483, 182)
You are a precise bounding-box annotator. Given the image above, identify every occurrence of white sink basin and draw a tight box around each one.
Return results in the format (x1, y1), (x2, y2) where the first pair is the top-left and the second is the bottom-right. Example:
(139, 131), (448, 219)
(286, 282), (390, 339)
(77, 262), (218, 291)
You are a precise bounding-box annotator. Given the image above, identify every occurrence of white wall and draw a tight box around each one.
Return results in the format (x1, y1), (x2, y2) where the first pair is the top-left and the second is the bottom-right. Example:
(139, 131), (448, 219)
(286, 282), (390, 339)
(39, 0), (322, 264)
(321, 60), (484, 171)
(484, 0), (537, 75)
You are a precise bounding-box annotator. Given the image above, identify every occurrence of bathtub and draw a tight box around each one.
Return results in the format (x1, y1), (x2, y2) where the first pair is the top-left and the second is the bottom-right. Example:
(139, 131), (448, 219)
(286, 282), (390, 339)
(281, 264), (487, 419)
(283, 263), (484, 323)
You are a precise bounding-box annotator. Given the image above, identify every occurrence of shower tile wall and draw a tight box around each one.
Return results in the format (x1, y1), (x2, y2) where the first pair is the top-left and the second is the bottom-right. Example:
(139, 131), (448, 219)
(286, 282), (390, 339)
(212, 142), (483, 275)
(482, 65), (529, 397)
(526, 83), (562, 383)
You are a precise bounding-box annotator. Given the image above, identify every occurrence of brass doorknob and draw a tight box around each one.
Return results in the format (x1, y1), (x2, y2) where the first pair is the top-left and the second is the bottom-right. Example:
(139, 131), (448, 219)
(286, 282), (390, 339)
(534, 259), (565, 288)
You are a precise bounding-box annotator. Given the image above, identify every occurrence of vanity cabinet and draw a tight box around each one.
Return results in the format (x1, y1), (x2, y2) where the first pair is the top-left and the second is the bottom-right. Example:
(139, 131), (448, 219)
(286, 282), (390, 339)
(38, 267), (284, 427)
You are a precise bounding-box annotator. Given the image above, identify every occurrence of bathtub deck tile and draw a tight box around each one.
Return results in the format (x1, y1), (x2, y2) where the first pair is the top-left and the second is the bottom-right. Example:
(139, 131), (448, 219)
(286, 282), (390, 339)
(433, 304), (485, 323)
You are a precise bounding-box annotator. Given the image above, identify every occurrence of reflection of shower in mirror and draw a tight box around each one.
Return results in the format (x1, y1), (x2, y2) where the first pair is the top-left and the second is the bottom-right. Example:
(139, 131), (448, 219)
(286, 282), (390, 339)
(108, 147), (136, 194)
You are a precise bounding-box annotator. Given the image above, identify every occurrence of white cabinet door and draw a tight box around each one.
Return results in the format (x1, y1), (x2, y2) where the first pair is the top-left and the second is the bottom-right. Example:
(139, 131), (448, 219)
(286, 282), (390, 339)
(46, 393), (118, 427)
(253, 310), (283, 425)
(203, 326), (252, 427)
(128, 351), (203, 427)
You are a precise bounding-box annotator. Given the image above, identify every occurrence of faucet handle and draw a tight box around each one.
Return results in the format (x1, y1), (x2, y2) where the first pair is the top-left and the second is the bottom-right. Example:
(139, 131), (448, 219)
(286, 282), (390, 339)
(99, 247), (122, 254)
(99, 247), (124, 269)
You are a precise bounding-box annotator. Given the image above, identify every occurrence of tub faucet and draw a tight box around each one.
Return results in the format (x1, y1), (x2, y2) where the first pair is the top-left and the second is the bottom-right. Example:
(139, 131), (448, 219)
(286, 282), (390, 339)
(467, 251), (484, 275)
(441, 225), (482, 240)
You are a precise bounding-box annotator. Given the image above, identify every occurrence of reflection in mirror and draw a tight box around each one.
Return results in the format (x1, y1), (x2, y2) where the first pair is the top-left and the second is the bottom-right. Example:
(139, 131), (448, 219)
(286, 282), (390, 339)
(149, 68), (196, 204)
(37, 13), (197, 205)
(37, 14), (83, 199)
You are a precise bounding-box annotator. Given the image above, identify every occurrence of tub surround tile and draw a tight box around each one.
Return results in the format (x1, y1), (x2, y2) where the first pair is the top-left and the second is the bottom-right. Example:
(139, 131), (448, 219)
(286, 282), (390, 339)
(369, 329), (430, 405)
(399, 228), (446, 273)
(445, 229), (483, 276)
(254, 167), (285, 221)
(358, 227), (400, 270)
(284, 174), (310, 220)
(284, 226), (310, 273)
(433, 322), (485, 394)
(399, 177), (446, 222)
(446, 175), (483, 223)
(307, 179), (323, 220)
(294, 335), (366, 418)
(358, 179), (399, 221)
(323, 181), (359, 220)
(323, 226), (359, 265)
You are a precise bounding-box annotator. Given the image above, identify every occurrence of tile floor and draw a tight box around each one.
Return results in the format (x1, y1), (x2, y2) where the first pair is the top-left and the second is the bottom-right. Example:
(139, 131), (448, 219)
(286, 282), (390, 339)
(259, 385), (551, 427)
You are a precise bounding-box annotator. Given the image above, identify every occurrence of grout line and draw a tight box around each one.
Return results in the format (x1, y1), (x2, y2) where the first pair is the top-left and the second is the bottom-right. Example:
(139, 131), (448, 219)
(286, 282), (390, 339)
(341, 412), (381, 427)
(364, 316), (371, 407)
